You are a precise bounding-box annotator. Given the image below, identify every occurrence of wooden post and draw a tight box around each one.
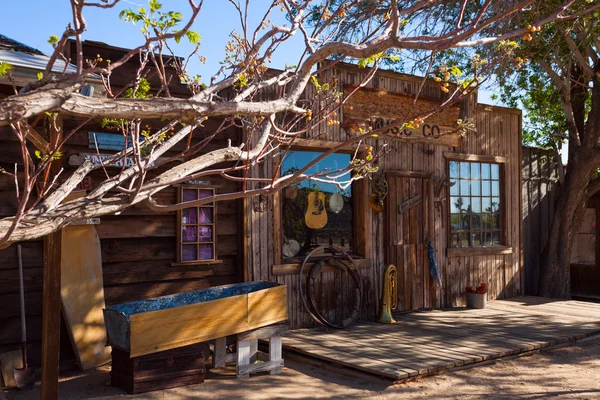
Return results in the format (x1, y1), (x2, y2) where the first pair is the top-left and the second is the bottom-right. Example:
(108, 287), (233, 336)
(269, 336), (283, 375)
(236, 339), (251, 378)
(41, 114), (63, 400)
(41, 231), (62, 400)
(213, 337), (227, 368)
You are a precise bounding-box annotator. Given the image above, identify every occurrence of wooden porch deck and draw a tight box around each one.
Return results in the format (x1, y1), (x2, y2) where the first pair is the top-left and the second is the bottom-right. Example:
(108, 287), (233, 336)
(283, 296), (600, 382)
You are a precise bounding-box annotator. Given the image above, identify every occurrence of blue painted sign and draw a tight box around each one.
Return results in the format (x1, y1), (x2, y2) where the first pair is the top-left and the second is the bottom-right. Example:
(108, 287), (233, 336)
(88, 132), (142, 150)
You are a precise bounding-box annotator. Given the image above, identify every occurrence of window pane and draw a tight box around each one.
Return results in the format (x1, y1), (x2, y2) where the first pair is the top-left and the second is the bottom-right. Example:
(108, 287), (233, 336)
(491, 198), (500, 213)
(472, 214), (481, 229)
(199, 226), (213, 242)
(492, 214), (500, 230)
(182, 225), (197, 242)
(482, 163), (491, 179)
(281, 151), (353, 259)
(482, 197), (491, 212)
(491, 164), (500, 180)
(460, 180), (470, 196)
(492, 231), (501, 245)
(199, 207), (213, 224)
(460, 233), (470, 247)
(451, 233), (460, 247)
(491, 181), (500, 196)
(471, 180), (481, 196)
(449, 162), (459, 178)
(460, 162), (470, 179)
(482, 214), (493, 229)
(471, 197), (481, 213)
(471, 163), (481, 179)
(450, 179), (459, 195)
(199, 189), (213, 199)
(460, 197), (471, 213)
(482, 180), (491, 196)
(182, 208), (197, 224)
(461, 214), (471, 230)
(450, 214), (460, 230)
(450, 197), (461, 214)
(483, 232), (493, 246)
(448, 160), (503, 249)
(182, 244), (197, 261)
(199, 244), (213, 260)
(471, 232), (482, 247)
(183, 189), (198, 202)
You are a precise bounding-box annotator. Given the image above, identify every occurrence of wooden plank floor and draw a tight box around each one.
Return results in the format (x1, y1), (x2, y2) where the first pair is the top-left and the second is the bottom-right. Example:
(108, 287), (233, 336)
(283, 296), (600, 382)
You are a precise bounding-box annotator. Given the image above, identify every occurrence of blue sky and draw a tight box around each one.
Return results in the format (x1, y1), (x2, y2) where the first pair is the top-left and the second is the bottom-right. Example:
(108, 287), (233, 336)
(2, 0), (499, 104)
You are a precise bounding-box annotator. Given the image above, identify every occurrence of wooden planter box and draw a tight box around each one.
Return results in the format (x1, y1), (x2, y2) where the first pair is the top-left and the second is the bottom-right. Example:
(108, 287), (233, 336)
(104, 281), (287, 358)
(110, 343), (209, 394)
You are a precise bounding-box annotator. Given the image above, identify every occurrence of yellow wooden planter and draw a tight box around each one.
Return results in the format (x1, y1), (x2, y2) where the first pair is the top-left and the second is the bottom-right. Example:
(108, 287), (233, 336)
(104, 282), (287, 358)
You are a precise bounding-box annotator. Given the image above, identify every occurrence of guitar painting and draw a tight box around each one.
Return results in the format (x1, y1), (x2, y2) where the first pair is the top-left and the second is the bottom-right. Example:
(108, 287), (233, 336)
(305, 191), (328, 229)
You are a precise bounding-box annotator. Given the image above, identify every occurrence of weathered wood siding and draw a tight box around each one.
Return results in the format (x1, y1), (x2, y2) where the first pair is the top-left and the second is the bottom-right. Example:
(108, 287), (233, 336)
(521, 146), (560, 295)
(247, 63), (523, 329)
(0, 118), (244, 365)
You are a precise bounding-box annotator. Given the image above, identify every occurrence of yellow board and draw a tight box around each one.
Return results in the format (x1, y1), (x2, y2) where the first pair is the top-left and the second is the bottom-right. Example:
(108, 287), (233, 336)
(129, 295), (248, 358)
(61, 224), (111, 370)
(128, 285), (288, 358)
(248, 285), (288, 330)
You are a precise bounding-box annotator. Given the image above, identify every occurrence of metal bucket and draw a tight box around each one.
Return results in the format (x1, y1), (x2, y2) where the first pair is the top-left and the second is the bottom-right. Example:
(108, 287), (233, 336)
(466, 292), (487, 309)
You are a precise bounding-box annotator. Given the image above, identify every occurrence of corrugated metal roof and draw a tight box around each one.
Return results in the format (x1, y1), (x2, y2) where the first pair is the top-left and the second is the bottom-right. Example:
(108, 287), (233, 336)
(0, 34), (77, 74)
(0, 34), (44, 55)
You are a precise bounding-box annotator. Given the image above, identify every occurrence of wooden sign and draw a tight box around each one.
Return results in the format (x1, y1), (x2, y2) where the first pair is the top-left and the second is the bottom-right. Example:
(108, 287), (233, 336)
(89, 132), (142, 151)
(69, 153), (138, 168)
(186, 180), (212, 186)
(342, 85), (462, 147)
(75, 177), (93, 191)
(68, 218), (101, 226)
(68, 153), (169, 168)
(398, 195), (422, 214)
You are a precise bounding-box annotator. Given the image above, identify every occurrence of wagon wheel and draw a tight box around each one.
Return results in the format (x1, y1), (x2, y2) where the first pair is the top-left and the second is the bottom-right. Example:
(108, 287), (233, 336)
(307, 257), (362, 329)
(298, 245), (362, 329)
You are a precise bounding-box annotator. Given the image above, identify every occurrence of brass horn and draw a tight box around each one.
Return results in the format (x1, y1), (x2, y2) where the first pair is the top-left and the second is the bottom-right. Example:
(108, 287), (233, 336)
(376, 264), (397, 324)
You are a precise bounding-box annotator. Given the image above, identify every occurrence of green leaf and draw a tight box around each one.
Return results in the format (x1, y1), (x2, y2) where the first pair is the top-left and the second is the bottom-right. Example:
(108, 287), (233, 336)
(0, 62), (12, 77)
(450, 66), (463, 76)
(47, 35), (59, 45)
(34, 150), (42, 159)
(37, 72), (43, 80)
(185, 30), (201, 45)
(148, 0), (162, 13)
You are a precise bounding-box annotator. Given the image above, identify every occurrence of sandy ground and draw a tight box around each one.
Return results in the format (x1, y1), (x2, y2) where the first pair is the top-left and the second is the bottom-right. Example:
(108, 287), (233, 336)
(2, 338), (600, 400)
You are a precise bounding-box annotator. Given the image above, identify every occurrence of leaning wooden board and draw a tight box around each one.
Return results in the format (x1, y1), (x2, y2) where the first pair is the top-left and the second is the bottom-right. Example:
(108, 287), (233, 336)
(61, 224), (111, 370)
(104, 282), (287, 358)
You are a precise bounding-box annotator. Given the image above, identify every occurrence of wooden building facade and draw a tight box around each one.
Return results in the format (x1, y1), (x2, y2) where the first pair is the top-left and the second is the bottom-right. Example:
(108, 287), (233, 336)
(0, 39), (523, 370)
(246, 63), (524, 329)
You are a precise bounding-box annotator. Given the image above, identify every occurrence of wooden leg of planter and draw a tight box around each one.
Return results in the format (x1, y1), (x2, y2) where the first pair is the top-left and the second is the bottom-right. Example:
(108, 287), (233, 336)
(213, 337), (227, 368)
(249, 339), (258, 363)
(269, 336), (282, 375)
(236, 340), (250, 378)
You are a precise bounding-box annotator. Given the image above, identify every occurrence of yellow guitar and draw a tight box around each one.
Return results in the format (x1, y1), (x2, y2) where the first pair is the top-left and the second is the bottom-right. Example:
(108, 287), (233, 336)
(305, 191), (328, 229)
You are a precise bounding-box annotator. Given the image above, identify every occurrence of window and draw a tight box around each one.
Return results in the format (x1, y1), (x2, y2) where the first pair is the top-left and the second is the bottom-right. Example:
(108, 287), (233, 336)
(448, 160), (502, 247)
(281, 150), (353, 261)
(177, 187), (216, 262)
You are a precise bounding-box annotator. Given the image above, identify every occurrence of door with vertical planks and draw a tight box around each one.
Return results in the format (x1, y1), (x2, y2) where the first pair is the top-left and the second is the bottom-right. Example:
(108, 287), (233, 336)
(386, 173), (434, 311)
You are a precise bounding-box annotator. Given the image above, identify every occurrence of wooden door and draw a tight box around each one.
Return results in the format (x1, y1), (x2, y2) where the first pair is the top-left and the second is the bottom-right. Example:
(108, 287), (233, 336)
(386, 174), (433, 311)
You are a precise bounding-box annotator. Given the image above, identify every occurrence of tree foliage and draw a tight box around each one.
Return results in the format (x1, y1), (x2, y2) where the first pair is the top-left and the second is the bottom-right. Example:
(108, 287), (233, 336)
(0, 0), (596, 248)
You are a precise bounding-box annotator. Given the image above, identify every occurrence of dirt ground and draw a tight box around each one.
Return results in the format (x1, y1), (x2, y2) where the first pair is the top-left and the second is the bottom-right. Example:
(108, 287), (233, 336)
(2, 338), (600, 400)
